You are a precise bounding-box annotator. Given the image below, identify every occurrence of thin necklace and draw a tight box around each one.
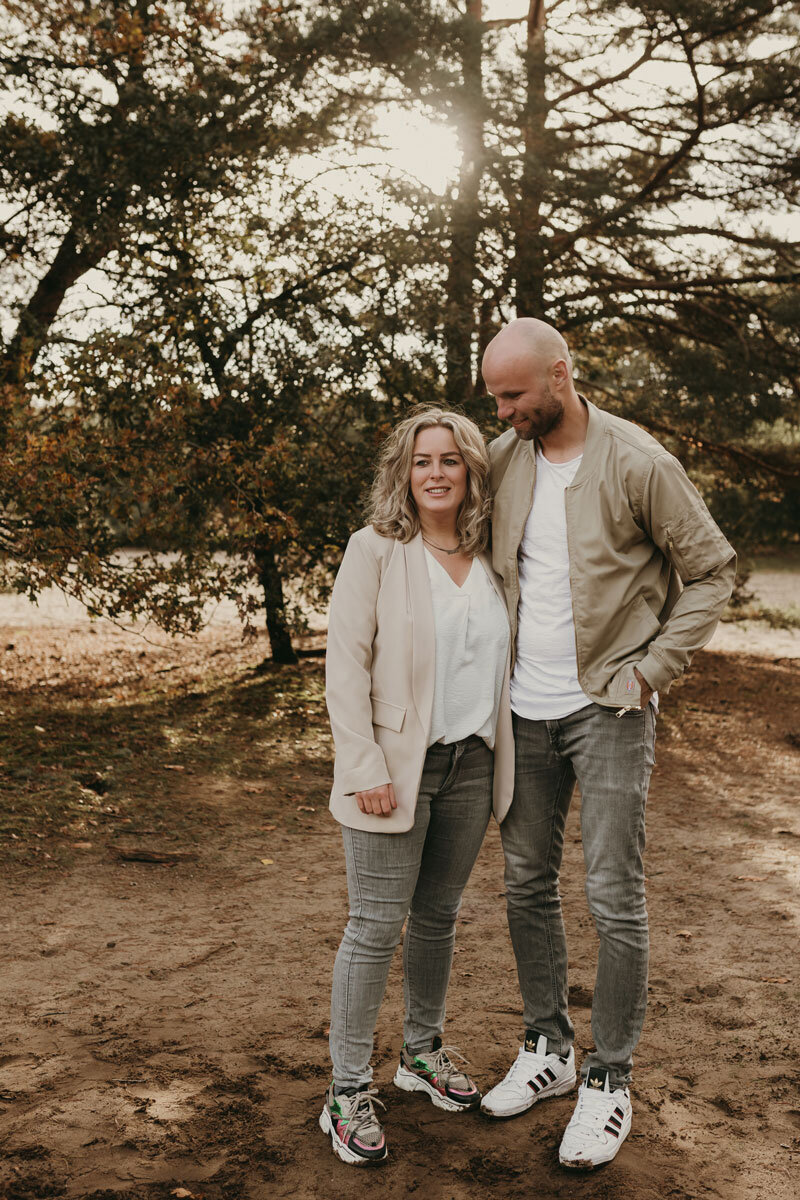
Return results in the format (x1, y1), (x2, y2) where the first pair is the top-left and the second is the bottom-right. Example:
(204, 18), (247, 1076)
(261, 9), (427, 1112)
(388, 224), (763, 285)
(422, 534), (461, 556)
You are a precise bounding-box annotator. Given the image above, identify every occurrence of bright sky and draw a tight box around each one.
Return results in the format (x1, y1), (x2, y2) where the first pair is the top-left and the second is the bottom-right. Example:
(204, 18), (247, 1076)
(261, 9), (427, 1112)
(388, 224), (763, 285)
(371, 0), (527, 192)
(331, 0), (799, 243)
(2, 0), (797, 341)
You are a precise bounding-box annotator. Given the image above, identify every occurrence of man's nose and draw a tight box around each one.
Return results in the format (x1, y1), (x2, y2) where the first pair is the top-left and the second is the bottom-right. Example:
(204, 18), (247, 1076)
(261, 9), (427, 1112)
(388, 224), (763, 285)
(496, 398), (514, 421)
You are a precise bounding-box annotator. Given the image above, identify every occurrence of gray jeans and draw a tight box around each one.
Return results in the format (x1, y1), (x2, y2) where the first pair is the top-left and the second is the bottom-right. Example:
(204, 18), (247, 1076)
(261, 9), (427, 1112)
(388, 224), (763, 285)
(501, 702), (656, 1088)
(329, 735), (493, 1090)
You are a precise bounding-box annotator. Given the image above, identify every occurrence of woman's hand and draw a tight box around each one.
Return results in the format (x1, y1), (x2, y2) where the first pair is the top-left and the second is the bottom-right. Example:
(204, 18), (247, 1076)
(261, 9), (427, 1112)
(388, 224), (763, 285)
(355, 783), (397, 817)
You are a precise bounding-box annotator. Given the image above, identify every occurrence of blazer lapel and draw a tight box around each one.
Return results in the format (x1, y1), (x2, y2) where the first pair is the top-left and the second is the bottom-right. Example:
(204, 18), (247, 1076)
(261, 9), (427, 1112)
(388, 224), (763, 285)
(404, 533), (435, 738)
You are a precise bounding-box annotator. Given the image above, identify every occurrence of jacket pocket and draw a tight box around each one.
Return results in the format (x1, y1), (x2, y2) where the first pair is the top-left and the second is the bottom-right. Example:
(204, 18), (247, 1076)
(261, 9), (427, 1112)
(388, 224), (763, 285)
(604, 597), (662, 705)
(665, 502), (733, 582)
(370, 695), (406, 733)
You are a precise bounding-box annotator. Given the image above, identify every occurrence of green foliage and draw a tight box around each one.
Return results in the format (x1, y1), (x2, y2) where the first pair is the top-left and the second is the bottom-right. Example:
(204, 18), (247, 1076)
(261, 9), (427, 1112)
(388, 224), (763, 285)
(0, 0), (798, 658)
(364, 0), (800, 537)
(0, 0), (412, 648)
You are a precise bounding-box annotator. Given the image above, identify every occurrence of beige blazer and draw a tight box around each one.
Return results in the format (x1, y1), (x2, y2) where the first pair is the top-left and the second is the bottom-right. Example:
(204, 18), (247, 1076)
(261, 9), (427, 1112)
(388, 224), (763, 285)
(325, 525), (515, 833)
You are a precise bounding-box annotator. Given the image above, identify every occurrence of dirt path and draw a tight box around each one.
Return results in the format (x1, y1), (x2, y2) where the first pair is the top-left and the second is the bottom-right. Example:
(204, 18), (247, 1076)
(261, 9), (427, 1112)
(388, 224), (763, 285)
(1, 637), (799, 1200)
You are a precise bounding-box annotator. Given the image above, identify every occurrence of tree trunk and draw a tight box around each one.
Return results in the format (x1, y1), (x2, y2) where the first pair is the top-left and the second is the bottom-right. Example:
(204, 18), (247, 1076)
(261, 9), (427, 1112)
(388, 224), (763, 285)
(474, 294), (495, 395)
(254, 544), (298, 665)
(0, 228), (94, 391)
(514, 0), (548, 317)
(444, 1), (485, 409)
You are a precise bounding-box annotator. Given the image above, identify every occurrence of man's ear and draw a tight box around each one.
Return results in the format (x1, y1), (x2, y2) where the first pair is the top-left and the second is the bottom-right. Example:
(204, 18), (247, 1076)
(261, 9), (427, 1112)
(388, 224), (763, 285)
(551, 358), (569, 388)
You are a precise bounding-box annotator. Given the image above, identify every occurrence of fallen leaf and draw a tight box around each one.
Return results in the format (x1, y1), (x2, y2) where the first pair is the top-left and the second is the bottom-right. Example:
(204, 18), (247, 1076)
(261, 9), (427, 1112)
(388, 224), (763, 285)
(296, 805), (315, 813)
(244, 785), (265, 794)
(34, 725), (45, 733)
(676, 929), (693, 939)
(260, 858), (274, 866)
(760, 976), (791, 984)
(171, 1190), (194, 1199)
(259, 824), (276, 831)
(163, 764), (185, 772)
(735, 875), (766, 881)
(71, 842), (93, 850)
(294, 875), (309, 882)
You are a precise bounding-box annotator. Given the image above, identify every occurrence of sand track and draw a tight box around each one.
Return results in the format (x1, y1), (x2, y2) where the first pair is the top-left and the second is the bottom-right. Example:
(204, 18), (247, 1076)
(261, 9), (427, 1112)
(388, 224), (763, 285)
(0, 630), (798, 1199)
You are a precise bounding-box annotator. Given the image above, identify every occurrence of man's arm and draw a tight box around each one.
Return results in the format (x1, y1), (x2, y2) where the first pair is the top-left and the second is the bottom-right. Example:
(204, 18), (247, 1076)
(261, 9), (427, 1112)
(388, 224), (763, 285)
(635, 453), (736, 694)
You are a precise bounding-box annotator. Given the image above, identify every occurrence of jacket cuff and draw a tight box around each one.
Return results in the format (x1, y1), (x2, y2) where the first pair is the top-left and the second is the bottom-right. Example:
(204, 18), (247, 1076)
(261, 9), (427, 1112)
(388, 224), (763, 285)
(637, 648), (676, 694)
(337, 756), (391, 797)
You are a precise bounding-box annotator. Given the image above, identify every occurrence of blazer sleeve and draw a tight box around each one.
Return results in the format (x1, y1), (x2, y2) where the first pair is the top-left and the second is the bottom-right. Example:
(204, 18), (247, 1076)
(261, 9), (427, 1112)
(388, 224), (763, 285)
(325, 531), (392, 795)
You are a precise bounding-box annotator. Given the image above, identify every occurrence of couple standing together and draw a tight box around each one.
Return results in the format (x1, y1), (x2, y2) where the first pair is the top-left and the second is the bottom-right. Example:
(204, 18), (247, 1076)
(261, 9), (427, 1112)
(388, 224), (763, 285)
(320, 318), (736, 1169)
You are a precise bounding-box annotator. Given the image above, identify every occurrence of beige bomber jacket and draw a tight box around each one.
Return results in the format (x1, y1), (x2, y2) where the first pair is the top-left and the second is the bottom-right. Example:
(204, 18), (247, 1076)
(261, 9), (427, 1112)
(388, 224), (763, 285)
(489, 399), (737, 709)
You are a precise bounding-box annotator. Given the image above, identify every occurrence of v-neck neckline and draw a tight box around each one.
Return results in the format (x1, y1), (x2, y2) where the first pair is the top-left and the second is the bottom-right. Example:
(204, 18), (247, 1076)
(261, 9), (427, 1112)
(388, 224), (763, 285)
(425, 547), (475, 591)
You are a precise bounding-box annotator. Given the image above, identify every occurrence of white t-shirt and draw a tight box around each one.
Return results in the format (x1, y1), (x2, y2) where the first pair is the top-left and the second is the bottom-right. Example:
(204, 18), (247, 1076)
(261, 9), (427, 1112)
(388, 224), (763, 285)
(510, 450), (591, 721)
(425, 551), (510, 748)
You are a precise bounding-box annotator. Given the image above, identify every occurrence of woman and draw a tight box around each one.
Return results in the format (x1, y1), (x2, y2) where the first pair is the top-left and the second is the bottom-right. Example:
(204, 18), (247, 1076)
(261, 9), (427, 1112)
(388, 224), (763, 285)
(320, 407), (514, 1166)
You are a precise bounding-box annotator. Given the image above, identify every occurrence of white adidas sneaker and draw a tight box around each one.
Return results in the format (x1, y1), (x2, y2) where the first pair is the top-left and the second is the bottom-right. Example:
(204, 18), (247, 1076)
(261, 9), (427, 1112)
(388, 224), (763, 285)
(480, 1031), (576, 1119)
(559, 1066), (632, 1169)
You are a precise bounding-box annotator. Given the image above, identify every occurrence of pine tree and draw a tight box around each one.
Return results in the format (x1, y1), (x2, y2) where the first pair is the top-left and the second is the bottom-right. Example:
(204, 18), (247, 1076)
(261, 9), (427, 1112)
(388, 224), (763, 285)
(0, 0), (408, 658)
(376, 0), (800, 540)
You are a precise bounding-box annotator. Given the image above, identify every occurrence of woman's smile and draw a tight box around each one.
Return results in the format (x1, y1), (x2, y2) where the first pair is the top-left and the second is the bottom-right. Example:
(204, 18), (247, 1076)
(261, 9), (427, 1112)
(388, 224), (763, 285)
(410, 426), (468, 520)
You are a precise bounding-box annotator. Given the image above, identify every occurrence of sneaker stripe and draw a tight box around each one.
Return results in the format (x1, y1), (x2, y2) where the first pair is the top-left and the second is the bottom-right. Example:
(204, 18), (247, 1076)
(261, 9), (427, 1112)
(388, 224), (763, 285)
(604, 1125), (620, 1138)
(527, 1078), (541, 1092)
(607, 1115), (622, 1128)
(544, 1067), (557, 1082)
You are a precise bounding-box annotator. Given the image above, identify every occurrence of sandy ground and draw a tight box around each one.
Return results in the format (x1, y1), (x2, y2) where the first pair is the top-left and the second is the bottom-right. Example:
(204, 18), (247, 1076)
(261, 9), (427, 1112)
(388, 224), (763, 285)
(0, 581), (799, 1199)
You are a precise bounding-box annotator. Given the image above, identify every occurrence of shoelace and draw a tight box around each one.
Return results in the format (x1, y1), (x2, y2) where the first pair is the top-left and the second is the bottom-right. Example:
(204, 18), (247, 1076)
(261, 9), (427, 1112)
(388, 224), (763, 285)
(344, 1087), (386, 1142)
(424, 1044), (470, 1086)
(570, 1086), (617, 1132)
(507, 1044), (549, 1081)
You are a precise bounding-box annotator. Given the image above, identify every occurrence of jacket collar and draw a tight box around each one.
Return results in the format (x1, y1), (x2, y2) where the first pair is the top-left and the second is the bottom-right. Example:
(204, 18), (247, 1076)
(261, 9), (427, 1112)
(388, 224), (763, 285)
(525, 394), (605, 489)
(570, 396), (606, 488)
(478, 549), (512, 628)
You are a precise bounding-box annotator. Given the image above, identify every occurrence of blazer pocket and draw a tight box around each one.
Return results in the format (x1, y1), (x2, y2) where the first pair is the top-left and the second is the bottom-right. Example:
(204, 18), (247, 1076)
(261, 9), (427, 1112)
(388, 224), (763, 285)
(370, 695), (406, 733)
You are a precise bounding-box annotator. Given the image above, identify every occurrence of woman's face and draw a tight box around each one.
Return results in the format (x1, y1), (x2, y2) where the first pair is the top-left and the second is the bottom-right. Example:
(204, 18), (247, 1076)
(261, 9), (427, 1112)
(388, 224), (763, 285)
(409, 425), (468, 524)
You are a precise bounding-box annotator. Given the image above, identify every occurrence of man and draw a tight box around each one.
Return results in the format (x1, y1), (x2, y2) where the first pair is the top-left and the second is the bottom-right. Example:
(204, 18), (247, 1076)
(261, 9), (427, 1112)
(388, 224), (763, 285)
(479, 318), (735, 1169)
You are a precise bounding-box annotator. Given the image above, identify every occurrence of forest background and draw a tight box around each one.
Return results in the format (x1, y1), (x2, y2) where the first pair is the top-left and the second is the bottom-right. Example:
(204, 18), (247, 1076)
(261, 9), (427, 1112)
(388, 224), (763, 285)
(1, 0), (798, 661)
(1, 5), (800, 1200)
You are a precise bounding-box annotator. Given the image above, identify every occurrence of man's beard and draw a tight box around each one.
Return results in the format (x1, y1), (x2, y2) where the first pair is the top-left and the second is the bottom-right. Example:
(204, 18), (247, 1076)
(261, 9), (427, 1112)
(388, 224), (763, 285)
(514, 386), (564, 440)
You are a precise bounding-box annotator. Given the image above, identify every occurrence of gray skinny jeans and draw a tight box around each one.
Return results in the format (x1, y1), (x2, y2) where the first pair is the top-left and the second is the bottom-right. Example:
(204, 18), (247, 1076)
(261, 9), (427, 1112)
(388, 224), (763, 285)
(501, 702), (656, 1088)
(329, 735), (493, 1090)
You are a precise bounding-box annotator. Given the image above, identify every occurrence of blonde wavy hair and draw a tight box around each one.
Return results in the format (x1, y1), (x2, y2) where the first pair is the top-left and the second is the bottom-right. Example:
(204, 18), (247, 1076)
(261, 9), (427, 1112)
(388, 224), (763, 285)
(366, 406), (492, 555)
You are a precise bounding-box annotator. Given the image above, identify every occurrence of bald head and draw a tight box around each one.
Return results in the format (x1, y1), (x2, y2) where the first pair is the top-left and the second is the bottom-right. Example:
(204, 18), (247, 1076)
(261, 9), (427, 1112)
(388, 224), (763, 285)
(482, 319), (578, 443)
(482, 318), (572, 379)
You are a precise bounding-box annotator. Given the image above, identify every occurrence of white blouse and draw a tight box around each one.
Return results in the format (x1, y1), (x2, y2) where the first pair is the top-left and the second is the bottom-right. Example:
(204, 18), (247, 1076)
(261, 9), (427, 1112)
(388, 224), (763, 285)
(424, 550), (510, 749)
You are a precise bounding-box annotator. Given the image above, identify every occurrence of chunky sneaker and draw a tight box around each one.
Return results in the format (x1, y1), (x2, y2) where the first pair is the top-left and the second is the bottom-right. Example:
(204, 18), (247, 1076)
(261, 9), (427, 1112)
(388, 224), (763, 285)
(319, 1083), (388, 1166)
(559, 1066), (632, 1169)
(480, 1030), (577, 1118)
(393, 1036), (481, 1112)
